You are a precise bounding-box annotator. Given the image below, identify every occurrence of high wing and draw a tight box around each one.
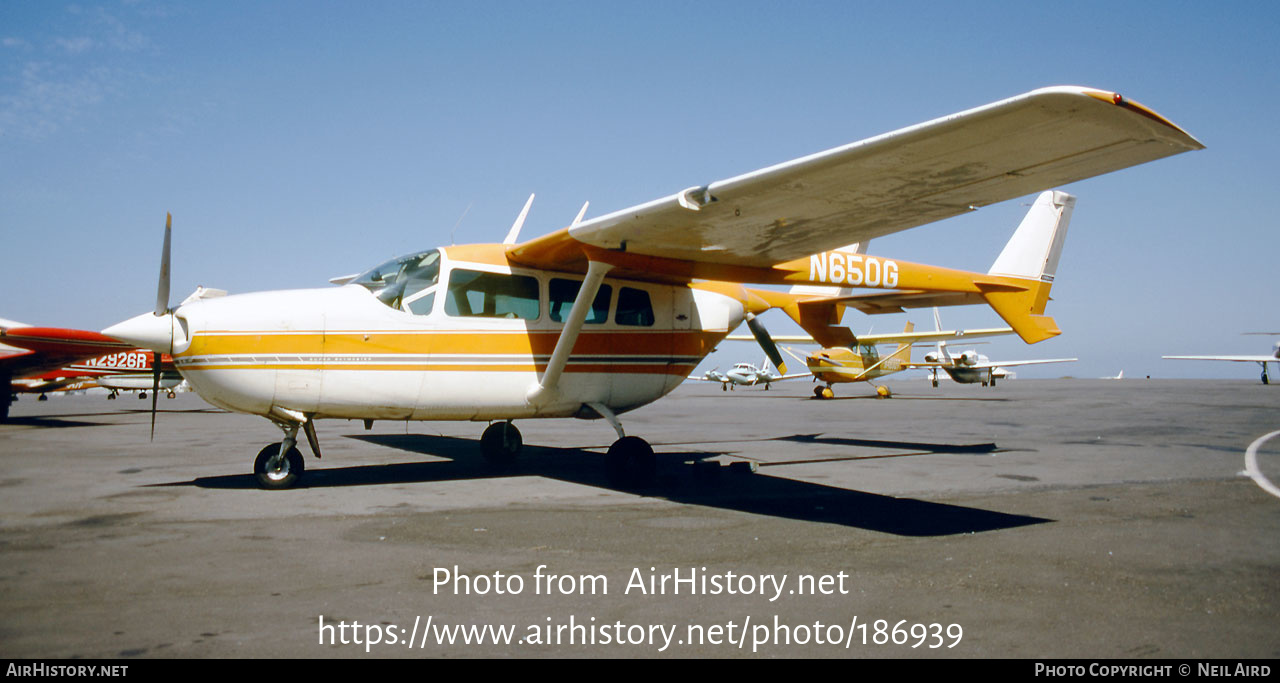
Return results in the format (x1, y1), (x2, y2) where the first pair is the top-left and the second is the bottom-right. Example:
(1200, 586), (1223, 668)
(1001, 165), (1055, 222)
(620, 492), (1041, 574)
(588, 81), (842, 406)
(509, 86), (1202, 273)
(728, 327), (1013, 346)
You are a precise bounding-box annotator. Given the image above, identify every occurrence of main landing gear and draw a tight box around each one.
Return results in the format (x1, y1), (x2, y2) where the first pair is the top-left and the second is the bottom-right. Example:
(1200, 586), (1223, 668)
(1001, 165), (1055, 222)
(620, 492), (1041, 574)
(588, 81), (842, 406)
(248, 411), (659, 491)
(480, 421), (522, 465)
(477, 414), (657, 487)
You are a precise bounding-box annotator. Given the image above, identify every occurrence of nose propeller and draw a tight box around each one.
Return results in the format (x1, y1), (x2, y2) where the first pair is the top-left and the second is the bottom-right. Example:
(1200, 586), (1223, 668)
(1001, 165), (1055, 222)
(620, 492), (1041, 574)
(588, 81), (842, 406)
(150, 213), (173, 440)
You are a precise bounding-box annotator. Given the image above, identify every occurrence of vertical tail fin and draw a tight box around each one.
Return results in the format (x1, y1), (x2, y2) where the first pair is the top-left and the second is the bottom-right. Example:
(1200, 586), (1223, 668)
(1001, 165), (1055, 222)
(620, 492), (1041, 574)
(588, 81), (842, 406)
(988, 191), (1075, 282)
(980, 191), (1075, 343)
(931, 308), (952, 363)
(891, 321), (915, 362)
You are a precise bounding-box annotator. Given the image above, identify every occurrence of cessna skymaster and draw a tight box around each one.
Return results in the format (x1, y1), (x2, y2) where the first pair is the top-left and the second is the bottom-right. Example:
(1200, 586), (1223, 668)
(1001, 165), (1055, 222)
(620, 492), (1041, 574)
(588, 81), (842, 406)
(102, 86), (1202, 489)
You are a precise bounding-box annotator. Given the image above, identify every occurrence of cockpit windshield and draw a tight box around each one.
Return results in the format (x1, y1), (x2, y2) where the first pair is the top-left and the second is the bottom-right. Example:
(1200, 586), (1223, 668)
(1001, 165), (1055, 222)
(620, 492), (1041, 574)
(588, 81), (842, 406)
(352, 249), (441, 315)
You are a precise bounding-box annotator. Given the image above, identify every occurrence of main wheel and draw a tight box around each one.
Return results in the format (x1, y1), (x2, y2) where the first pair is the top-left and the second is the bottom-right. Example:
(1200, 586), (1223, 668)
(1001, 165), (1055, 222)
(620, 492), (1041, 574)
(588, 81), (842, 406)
(480, 421), (522, 465)
(607, 436), (656, 487)
(254, 444), (305, 490)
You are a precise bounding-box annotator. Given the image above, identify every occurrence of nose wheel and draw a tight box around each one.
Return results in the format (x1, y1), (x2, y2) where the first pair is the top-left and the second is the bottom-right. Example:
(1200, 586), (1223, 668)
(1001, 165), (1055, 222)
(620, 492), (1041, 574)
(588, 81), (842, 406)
(254, 443), (305, 489)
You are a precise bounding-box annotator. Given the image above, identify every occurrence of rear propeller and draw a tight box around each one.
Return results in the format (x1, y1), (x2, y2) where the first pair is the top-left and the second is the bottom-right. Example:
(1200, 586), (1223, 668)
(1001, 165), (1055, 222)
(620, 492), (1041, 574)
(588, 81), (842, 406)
(745, 312), (787, 374)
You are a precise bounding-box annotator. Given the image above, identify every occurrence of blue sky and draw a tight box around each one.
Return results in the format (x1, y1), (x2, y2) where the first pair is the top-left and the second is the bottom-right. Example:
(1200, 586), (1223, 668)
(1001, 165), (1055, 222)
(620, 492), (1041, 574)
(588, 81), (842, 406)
(1, 1), (1276, 379)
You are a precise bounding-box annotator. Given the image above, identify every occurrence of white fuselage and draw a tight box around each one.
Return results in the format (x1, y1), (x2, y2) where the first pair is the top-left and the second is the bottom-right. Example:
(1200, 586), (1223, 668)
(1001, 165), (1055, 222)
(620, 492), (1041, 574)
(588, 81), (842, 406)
(163, 250), (744, 423)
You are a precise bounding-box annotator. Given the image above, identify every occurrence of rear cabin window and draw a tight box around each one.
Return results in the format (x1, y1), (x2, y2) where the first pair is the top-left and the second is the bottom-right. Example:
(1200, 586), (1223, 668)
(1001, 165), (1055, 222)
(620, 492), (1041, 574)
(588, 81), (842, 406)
(615, 287), (655, 327)
(549, 278), (612, 324)
(445, 269), (540, 320)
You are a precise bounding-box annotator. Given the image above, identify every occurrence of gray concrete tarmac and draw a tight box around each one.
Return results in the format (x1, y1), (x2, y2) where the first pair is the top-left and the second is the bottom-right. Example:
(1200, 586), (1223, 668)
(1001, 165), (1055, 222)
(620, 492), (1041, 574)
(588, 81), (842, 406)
(1, 379), (1278, 659)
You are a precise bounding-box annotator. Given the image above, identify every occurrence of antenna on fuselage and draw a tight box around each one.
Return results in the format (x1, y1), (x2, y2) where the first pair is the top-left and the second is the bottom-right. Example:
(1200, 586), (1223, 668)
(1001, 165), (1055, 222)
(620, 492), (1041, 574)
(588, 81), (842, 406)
(449, 202), (473, 246)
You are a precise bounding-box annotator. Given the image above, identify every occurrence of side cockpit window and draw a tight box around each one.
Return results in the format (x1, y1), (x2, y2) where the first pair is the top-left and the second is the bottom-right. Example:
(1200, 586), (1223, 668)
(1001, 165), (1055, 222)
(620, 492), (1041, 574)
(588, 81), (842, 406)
(549, 278), (611, 324)
(445, 269), (540, 320)
(616, 287), (654, 327)
(353, 250), (441, 315)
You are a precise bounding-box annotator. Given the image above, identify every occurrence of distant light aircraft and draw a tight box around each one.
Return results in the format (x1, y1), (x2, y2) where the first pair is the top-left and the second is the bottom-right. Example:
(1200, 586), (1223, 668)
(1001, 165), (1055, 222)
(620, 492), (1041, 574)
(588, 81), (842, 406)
(101, 87), (1201, 489)
(690, 359), (808, 390)
(1163, 337), (1280, 383)
(912, 306), (1077, 387)
(779, 322), (1016, 398)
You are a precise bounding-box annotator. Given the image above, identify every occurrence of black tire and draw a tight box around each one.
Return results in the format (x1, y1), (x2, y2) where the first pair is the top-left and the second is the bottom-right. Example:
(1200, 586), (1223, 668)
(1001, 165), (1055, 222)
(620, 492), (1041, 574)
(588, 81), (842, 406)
(480, 422), (522, 465)
(607, 436), (656, 487)
(254, 444), (305, 490)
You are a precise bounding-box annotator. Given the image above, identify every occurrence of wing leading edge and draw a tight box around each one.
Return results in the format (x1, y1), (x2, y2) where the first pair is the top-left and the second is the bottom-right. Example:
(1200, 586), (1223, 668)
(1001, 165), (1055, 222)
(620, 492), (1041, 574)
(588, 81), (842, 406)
(510, 86), (1201, 273)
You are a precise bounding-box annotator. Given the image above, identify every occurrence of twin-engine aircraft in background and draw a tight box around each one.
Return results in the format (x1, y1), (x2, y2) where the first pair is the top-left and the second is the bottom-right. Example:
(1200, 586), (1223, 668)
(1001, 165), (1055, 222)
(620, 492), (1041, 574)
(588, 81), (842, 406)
(912, 307), (1078, 387)
(102, 86), (1202, 489)
(690, 359), (809, 390)
(1164, 335), (1280, 383)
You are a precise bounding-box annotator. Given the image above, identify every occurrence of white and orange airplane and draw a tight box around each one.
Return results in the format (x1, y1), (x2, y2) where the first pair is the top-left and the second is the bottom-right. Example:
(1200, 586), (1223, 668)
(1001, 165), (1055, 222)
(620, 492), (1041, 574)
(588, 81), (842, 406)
(102, 86), (1202, 489)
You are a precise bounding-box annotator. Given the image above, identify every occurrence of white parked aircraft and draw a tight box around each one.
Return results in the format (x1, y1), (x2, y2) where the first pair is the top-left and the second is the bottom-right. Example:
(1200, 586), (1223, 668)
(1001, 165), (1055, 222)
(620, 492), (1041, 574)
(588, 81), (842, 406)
(102, 86), (1201, 489)
(691, 359), (808, 390)
(1164, 338), (1280, 384)
(913, 304), (1077, 387)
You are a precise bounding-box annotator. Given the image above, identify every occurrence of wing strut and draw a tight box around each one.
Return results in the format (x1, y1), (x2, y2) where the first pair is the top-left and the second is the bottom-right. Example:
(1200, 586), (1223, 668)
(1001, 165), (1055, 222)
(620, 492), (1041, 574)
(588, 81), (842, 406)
(527, 260), (614, 404)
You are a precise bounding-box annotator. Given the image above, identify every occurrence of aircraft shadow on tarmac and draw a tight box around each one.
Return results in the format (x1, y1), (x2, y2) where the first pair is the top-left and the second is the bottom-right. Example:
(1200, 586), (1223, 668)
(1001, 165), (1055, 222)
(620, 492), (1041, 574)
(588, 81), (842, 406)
(159, 433), (1051, 537)
(2, 407), (223, 429)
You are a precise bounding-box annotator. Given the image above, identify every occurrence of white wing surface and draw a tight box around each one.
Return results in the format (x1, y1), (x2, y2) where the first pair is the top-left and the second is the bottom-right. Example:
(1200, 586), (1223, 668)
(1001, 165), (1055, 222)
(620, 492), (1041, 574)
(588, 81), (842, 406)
(553, 87), (1201, 269)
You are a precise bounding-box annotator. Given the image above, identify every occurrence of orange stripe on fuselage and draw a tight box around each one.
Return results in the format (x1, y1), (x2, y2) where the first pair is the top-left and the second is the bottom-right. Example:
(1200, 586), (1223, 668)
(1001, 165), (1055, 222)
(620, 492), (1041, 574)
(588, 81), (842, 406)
(179, 362), (696, 375)
(180, 329), (723, 357)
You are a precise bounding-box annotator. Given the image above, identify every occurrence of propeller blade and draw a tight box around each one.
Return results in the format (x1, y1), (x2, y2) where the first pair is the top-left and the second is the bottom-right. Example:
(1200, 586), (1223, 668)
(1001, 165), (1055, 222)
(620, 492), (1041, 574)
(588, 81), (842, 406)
(149, 351), (160, 441)
(154, 213), (172, 316)
(745, 313), (786, 374)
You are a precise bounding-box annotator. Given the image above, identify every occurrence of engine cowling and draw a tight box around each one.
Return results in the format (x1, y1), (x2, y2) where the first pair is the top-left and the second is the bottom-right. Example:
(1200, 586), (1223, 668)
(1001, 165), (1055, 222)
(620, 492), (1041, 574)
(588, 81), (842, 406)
(959, 351), (981, 366)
